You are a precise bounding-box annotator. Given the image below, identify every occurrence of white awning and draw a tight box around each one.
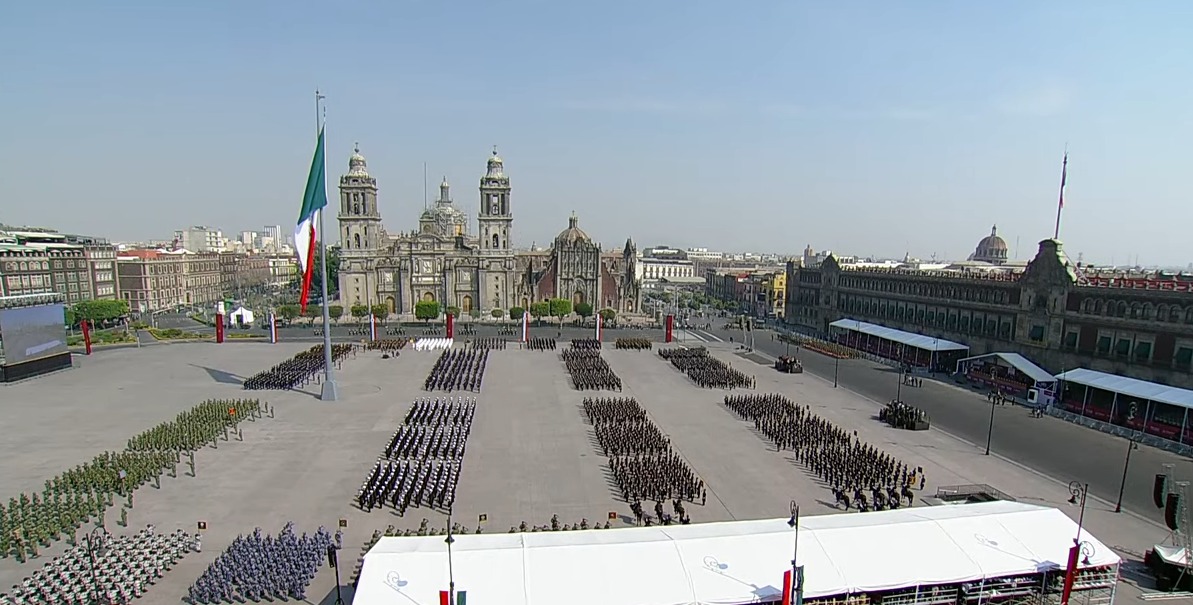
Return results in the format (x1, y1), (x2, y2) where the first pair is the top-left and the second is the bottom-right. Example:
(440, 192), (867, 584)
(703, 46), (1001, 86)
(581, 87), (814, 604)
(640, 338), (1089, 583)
(829, 318), (969, 352)
(1057, 368), (1193, 410)
(956, 352), (1056, 384)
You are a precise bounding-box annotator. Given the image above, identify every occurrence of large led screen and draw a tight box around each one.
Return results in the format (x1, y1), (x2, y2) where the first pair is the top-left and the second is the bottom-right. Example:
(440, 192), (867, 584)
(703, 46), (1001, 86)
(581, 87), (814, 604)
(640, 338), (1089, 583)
(0, 304), (69, 365)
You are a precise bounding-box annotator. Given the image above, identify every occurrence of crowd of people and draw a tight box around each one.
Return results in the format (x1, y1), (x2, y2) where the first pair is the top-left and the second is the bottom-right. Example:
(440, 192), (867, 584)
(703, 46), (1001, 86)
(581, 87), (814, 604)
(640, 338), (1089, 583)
(614, 337), (652, 350)
(1, 525), (194, 605)
(659, 347), (753, 389)
(561, 348), (622, 391)
(723, 394), (917, 512)
(880, 400), (930, 430)
(582, 398), (705, 520)
(525, 337), (557, 351)
(423, 348), (490, 392)
(242, 344), (356, 390)
(187, 524), (334, 604)
(1, 399), (263, 563)
(356, 397), (476, 515)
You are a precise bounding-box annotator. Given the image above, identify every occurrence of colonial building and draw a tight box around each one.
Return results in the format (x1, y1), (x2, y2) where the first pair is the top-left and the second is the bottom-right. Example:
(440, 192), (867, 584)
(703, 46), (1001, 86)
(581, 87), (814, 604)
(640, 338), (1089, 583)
(785, 237), (1193, 388)
(116, 250), (221, 312)
(337, 147), (641, 316)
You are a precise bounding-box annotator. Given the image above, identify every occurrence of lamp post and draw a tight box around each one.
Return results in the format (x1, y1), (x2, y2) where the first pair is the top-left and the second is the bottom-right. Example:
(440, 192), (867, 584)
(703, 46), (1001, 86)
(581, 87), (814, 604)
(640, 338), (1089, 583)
(985, 394), (996, 456)
(1114, 437), (1139, 513)
(787, 501), (804, 605)
(445, 516), (457, 605)
(1068, 481), (1089, 542)
(86, 526), (110, 605)
(833, 356), (839, 388)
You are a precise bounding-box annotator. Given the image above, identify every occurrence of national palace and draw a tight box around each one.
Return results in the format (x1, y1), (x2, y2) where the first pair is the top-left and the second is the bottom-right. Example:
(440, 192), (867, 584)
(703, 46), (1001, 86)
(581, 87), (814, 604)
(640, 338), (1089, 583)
(335, 146), (641, 317)
(785, 233), (1193, 389)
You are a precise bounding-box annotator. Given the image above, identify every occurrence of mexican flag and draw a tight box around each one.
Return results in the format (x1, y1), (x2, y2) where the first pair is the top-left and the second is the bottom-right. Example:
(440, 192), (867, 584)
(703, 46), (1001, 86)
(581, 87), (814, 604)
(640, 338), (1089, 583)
(295, 126), (328, 312)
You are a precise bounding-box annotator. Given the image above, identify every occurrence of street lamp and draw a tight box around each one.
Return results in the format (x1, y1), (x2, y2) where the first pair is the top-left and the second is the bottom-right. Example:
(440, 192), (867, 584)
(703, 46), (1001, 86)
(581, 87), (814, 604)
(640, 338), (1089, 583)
(86, 526), (111, 605)
(833, 356), (839, 388)
(1068, 481), (1089, 542)
(787, 501), (804, 605)
(984, 394), (996, 456)
(445, 516), (457, 605)
(1115, 437), (1139, 513)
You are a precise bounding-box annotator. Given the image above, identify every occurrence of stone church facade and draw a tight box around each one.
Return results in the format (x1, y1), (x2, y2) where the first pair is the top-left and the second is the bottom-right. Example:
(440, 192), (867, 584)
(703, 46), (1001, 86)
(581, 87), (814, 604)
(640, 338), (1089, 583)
(337, 147), (641, 317)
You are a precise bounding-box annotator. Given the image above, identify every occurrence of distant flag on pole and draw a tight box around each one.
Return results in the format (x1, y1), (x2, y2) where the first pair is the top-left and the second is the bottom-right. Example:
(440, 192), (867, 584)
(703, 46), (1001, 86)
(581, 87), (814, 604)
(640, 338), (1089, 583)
(294, 126), (329, 313)
(370, 313), (377, 341)
(521, 311), (529, 342)
(1058, 151), (1068, 209)
(269, 312), (278, 344)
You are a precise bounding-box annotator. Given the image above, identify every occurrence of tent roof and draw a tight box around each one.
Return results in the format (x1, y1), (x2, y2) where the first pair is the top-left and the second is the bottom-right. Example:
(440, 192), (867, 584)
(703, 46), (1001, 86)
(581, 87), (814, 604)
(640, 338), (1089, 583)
(828, 318), (969, 352)
(1057, 368), (1193, 410)
(354, 501), (1119, 605)
(957, 352), (1056, 384)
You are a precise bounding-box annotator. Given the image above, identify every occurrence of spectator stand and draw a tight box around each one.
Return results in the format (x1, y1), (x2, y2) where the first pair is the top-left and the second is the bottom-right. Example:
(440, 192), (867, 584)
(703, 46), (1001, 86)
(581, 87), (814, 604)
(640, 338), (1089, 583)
(1054, 368), (1193, 454)
(828, 319), (969, 373)
(954, 352), (1057, 402)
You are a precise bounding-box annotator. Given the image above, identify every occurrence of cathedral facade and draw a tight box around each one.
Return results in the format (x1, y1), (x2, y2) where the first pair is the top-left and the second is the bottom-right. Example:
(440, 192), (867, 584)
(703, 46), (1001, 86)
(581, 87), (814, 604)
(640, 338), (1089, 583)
(336, 147), (641, 317)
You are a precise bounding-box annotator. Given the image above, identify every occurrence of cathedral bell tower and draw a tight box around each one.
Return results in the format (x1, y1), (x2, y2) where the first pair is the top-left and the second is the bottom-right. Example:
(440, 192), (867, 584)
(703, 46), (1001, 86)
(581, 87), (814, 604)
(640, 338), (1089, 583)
(478, 146), (512, 253)
(337, 144), (382, 307)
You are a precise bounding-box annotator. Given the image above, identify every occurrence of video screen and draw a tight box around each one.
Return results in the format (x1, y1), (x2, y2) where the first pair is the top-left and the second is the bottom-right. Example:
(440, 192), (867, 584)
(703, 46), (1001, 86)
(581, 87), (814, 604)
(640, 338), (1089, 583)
(0, 304), (69, 365)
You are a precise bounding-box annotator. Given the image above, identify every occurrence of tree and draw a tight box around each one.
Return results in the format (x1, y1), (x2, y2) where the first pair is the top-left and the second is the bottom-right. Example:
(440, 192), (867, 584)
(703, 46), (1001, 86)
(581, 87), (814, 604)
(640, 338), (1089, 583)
(302, 305), (319, 321)
(446, 306), (461, 318)
(288, 246), (341, 298)
(277, 304), (301, 324)
(73, 299), (130, 325)
(599, 308), (616, 323)
(574, 302), (593, 319)
(469, 308), (481, 319)
(328, 305), (344, 322)
(371, 304), (389, 322)
(64, 307), (77, 327)
(350, 304), (369, 322)
(490, 309), (504, 319)
(509, 306), (525, 321)
(529, 302), (549, 323)
(548, 298), (572, 326)
(415, 300), (441, 322)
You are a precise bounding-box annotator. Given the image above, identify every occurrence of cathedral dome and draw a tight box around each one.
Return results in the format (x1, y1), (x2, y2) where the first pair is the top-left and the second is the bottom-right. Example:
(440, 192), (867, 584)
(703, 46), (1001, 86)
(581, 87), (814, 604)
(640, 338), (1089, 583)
(555, 215), (591, 245)
(970, 225), (1008, 264)
(348, 143), (369, 176)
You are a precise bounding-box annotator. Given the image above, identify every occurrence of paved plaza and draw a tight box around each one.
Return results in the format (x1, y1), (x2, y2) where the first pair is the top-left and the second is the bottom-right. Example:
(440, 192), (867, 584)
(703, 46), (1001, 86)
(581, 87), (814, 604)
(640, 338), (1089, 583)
(0, 337), (1179, 603)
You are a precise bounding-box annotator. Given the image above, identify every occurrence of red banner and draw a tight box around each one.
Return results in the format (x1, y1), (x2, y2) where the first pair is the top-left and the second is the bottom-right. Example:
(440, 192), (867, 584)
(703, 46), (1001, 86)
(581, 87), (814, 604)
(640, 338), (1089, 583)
(781, 569), (793, 605)
(81, 320), (92, 355)
(665, 315), (674, 343)
(439, 591), (450, 605)
(1061, 543), (1081, 604)
(446, 313), (455, 339)
(215, 315), (224, 344)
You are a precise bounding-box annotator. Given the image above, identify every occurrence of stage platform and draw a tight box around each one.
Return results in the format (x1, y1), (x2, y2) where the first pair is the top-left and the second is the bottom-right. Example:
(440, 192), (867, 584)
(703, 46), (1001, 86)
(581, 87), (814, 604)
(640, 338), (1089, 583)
(0, 352), (74, 383)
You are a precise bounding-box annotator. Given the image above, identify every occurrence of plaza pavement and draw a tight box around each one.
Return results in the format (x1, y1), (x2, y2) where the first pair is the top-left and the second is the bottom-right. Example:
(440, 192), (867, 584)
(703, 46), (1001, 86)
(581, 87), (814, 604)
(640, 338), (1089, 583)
(0, 337), (1178, 603)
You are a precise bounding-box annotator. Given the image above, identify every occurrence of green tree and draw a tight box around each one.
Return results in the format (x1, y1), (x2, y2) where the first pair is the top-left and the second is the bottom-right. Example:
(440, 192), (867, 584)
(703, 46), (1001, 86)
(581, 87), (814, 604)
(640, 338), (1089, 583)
(350, 304), (369, 321)
(445, 306), (461, 318)
(415, 300), (441, 322)
(509, 306), (525, 321)
(548, 298), (572, 325)
(302, 305), (319, 320)
(370, 304), (389, 321)
(277, 304), (301, 324)
(328, 305), (344, 322)
(64, 307), (77, 327)
(529, 302), (549, 322)
(73, 299), (130, 325)
(469, 308), (481, 319)
(599, 308), (616, 323)
(490, 308), (504, 319)
(288, 246), (341, 297)
(574, 302), (593, 319)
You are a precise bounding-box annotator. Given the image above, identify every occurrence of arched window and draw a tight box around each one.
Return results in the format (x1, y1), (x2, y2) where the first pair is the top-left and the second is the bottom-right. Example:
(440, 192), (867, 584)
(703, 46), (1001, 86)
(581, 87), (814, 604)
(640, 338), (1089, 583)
(354, 233), (361, 248)
(1171, 306), (1182, 323)
(1117, 301), (1128, 317)
(1186, 307), (1193, 324)
(492, 233), (500, 248)
(1158, 305), (1169, 322)
(1131, 302), (1142, 319)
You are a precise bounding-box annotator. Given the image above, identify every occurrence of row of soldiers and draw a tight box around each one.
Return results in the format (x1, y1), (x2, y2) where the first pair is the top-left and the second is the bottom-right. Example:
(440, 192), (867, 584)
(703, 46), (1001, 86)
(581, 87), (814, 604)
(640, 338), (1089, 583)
(723, 394), (917, 511)
(615, 337), (652, 350)
(525, 337), (557, 351)
(562, 349), (622, 391)
(2, 525), (196, 605)
(187, 524), (334, 605)
(469, 338), (507, 350)
(629, 499), (692, 526)
(570, 339), (602, 350)
(880, 400), (930, 430)
(659, 347), (753, 389)
(582, 398), (705, 507)
(365, 339), (407, 352)
(1, 399), (263, 561)
(424, 348), (490, 392)
(243, 344), (356, 390)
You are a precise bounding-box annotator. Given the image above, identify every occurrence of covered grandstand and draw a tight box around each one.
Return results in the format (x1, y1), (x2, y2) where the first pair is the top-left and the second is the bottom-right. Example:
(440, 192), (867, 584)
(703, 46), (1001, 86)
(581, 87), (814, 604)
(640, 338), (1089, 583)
(955, 352), (1058, 401)
(829, 319), (969, 372)
(354, 501), (1119, 605)
(1056, 368), (1193, 446)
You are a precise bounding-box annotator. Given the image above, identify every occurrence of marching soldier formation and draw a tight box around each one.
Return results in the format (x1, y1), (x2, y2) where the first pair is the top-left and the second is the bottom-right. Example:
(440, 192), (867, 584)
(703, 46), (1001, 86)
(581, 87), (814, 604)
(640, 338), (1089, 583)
(468, 338), (507, 350)
(570, 339), (602, 350)
(723, 394), (917, 512)
(614, 337), (652, 350)
(423, 348), (490, 392)
(1, 399), (262, 563)
(562, 348), (622, 391)
(187, 524), (334, 604)
(880, 401), (931, 430)
(582, 398), (704, 521)
(242, 344), (356, 390)
(525, 337), (557, 351)
(0, 525), (195, 605)
(659, 347), (752, 389)
(413, 337), (453, 352)
(356, 397), (476, 515)
(365, 339), (408, 352)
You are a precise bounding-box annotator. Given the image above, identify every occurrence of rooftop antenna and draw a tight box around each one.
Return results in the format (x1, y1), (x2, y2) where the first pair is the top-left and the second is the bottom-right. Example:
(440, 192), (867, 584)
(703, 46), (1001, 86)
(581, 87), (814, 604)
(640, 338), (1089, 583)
(1015, 236), (1020, 260)
(423, 162), (428, 210)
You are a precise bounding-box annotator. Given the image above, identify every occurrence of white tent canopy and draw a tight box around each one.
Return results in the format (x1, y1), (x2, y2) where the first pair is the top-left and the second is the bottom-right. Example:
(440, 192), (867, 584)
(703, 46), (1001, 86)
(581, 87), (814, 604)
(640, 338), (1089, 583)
(354, 501), (1119, 605)
(228, 307), (254, 325)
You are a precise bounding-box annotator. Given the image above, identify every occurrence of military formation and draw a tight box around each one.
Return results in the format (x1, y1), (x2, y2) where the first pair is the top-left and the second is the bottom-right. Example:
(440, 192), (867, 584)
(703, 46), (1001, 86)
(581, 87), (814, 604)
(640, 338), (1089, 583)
(0, 525), (195, 605)
(242, 344), (356, 390)
(880, 401), (931, 430)
(614, 337), (652, 350)
(582, 397), (705, 518)
(364, 339), (407, 352)
(723, 394), (917, 512)
(423, 348), (490, 392)
(1, 399), (262, 563)
(187, 524), (334, 604)
(356, 397), (476, 515)
(413, 337), (453, 351)
(659, 347), (753, 389)
(525, 337), (557, 351)
(469, 338), (507, 350)
(562, 347), (623, 391)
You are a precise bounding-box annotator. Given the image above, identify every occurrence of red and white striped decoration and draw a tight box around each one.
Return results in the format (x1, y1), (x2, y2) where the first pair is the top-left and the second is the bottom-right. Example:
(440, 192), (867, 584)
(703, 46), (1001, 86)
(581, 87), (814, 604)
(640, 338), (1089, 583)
(521, 311), (529, 342)
(595, 313), (602, 341)
(269, 312), (278, 344)
(369, 314), (378, 341)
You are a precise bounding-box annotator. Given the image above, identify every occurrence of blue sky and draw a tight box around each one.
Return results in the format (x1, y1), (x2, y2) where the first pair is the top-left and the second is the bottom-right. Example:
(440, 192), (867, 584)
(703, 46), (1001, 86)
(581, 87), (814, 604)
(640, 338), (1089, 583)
(1, 1), (1190, 265)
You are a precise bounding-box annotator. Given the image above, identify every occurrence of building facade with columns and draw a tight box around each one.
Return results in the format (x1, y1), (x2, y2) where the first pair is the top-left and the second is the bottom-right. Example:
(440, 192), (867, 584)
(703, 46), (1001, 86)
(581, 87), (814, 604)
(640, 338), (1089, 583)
(337, 147), (641, 317)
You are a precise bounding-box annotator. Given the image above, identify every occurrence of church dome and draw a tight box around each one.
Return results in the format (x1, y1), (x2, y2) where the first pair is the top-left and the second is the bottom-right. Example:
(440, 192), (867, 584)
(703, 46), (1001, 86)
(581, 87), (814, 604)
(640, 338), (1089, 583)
(347, 143), (369, 176)
(485, 146), (505, 178)
(555, 215), (591, 245)
(970, 225), (1008, 264)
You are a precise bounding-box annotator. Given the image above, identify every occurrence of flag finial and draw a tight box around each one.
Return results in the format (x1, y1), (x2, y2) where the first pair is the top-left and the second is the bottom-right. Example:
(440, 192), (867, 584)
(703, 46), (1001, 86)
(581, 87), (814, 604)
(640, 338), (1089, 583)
(492, 145), (498, 156)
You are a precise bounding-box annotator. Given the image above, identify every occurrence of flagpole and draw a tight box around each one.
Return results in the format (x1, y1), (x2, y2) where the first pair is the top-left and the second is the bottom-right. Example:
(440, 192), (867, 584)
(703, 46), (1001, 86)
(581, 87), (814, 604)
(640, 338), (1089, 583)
(1053, 147), (1068, 240)
(316, 89), (340, 401)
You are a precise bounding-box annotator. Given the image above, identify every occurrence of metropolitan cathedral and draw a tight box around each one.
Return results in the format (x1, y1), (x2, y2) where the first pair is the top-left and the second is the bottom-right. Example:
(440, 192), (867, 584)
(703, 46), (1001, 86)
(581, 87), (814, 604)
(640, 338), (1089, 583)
(336, 146), (642, 318)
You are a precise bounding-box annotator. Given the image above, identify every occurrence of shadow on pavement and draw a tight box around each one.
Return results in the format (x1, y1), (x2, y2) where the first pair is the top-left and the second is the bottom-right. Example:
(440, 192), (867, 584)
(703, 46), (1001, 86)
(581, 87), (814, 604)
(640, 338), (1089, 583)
(190, 364), (244, 386)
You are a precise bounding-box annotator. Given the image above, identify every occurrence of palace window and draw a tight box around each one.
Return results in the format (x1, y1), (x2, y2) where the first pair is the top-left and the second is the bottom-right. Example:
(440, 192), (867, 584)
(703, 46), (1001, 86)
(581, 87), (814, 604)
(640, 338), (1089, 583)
(1115, 339), (1132, 357)
(1096, 336), (1112, 354)
(1175, 347), (1193, 369)
(1136, 341), (1153, 361)
(1064, 331), (1078, 349)
(1029, 325), (1045, 342)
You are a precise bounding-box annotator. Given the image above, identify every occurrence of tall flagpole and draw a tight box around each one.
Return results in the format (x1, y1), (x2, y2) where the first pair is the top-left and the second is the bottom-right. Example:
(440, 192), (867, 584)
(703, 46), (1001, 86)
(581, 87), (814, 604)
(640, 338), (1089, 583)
(1053, 146), (1068, 241)
(316, 89), (340, 401)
